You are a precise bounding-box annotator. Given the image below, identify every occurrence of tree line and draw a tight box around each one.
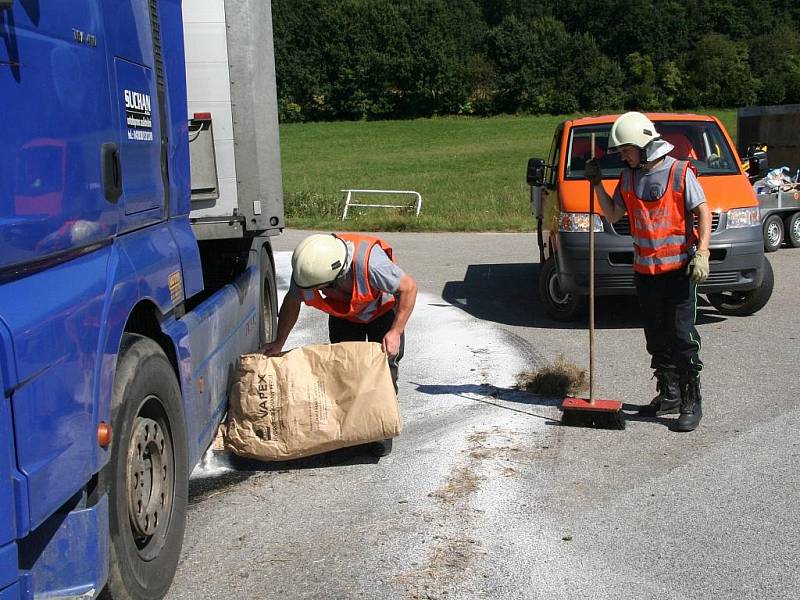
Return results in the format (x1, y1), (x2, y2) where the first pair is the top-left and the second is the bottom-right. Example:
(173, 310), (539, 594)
(272, 0), (800, 122)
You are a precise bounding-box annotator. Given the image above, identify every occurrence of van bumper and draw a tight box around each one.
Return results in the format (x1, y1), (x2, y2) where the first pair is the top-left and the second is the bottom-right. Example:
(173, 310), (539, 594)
(555, 224), (764, 296)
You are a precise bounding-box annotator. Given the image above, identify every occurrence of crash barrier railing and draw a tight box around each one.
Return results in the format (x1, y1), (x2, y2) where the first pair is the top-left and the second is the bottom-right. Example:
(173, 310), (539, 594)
(341, 189), (423, 220)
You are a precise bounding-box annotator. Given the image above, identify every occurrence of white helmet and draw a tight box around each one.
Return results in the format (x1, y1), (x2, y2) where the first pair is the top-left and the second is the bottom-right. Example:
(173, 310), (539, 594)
(608, 112), (674, 164)
(608, 112), (660, 150)
(291, 234), (348, 289)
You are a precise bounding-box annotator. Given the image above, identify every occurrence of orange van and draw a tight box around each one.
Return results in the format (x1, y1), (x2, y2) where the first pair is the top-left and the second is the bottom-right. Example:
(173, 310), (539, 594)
(526, 113), (773, 321)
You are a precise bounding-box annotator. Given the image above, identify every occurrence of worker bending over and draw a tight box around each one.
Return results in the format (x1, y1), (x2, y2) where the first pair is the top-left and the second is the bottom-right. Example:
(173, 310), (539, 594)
(263, 233), (418, 453)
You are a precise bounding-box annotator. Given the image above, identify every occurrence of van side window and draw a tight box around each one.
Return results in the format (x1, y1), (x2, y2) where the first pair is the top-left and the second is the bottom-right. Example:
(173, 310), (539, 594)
(547, 129), (561, 188)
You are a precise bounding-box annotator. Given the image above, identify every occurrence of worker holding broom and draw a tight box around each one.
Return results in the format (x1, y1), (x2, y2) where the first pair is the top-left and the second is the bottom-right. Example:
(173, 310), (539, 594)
(585, 112), (711, 432)
(263, 233), (418, 454)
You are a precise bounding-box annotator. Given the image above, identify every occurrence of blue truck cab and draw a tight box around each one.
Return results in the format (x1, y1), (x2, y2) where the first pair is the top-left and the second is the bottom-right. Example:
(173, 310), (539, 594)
(0, 1), (283, 598)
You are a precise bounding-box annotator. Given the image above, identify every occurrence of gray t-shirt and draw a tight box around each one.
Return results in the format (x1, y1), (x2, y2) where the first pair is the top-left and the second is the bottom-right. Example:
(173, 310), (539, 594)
(289, 244), (404, 300)
(612, 156), (706, 212)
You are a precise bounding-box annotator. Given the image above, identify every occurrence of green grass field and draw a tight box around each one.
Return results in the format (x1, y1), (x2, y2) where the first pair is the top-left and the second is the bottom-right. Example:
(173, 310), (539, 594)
(279, 110), (737, 231)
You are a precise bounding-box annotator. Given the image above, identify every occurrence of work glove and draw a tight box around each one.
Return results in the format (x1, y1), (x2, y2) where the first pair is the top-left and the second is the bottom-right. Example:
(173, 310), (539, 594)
(584, 158), (602, 185)
(687, 249), (710, 284)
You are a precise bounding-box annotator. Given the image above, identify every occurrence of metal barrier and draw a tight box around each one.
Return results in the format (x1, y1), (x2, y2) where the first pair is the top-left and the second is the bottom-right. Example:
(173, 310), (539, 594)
(341, 189), (422, 220)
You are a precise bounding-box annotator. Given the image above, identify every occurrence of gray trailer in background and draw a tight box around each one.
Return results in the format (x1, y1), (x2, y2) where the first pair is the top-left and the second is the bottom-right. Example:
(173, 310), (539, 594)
(737, 104), (800, 251)
(737, 104), (800, 172)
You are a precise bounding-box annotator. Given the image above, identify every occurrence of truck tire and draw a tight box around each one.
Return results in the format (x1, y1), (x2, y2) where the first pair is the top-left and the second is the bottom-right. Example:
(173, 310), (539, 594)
(103, 334), (188, 600)
(784, 212), (800, 248)
(707, 257), (774, 317)
(259, 244), (278, 346)
(538, 255), (585, 321)
(763, 214), (783, 252)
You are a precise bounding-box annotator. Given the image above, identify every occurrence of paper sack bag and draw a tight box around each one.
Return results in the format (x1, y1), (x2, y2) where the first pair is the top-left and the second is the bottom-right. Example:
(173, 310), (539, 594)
(224, 342), (402, 460)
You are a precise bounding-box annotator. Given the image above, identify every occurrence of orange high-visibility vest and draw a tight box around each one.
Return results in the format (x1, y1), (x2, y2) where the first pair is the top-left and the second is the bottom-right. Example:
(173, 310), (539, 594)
(619, 160), (698, 275)
(300, 233), (397, 323)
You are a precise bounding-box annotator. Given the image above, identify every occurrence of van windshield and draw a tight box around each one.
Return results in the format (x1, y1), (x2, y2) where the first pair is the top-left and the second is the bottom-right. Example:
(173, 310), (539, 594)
(565, 121), (739, 180)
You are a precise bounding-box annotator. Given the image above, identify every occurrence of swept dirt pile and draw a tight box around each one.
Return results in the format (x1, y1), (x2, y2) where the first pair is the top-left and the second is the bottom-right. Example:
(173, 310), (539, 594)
(515, 355), (587, 397)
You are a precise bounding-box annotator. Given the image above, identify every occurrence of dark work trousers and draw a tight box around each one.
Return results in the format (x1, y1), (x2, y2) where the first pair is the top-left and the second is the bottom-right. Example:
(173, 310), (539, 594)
(328, 309), (404, 394)
(634, 269), (703, 378)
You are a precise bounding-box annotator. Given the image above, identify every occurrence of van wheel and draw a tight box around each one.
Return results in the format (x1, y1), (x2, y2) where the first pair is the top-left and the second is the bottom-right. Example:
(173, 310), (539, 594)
(763, 215), (783, 252)
(538, 255), (584, 321)
(784, 212), (800, 248)
(707, 257), (774, 317)
(102, 334), (187, 600)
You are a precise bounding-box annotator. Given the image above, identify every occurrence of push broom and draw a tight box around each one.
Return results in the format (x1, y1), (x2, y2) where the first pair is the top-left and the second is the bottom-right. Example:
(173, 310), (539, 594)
(561, 137), (625, 429)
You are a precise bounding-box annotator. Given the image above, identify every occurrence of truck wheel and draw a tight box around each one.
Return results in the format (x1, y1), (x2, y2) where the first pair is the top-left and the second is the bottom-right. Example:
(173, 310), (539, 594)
(538, 255), (585, 321)
(259, 245), (278, 345)
(707, 257), (774, 317)
(784, 212), (800, 248)
(763, 214), (783, 252)
(103, 334), (188, 600)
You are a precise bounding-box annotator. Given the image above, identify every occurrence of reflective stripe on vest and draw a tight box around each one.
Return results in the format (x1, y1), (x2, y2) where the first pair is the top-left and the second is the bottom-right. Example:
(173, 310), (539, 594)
(619, 161), (698, 275)
(636, 252), (689, 267)
(635, 234), (688, 249)
(302, 233), (397, 323)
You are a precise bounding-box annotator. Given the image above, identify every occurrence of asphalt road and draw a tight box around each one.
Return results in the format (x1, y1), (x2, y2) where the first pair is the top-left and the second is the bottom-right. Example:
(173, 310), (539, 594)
(171, 230), (800, 600)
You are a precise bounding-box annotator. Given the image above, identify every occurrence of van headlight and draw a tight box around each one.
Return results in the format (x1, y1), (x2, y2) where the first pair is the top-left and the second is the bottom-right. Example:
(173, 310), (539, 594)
(558, 212), (604, 233)
(727, 207), (760, 228)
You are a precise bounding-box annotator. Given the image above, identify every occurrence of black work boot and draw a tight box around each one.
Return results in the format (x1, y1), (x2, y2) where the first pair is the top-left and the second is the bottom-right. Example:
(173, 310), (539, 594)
(676, 376), (703, 432)
(639, 370), (681, 416)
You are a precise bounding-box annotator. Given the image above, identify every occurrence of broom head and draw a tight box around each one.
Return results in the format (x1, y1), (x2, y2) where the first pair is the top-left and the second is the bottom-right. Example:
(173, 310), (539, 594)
(562, 397), (623, 411)
(561, 396), (625, 429)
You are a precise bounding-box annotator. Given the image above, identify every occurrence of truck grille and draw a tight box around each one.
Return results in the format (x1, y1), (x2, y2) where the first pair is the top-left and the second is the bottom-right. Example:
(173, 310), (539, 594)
(611, 212), (720, 236)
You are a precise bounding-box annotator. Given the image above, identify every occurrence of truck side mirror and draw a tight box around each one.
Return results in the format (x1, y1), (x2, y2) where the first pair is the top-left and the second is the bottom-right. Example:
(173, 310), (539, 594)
(526, 157), (546, 187)
(527, 158), (547, 220)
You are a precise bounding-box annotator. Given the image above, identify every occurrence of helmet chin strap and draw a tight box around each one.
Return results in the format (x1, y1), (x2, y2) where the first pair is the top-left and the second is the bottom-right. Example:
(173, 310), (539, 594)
(640, 151), (664, 171)
(637, 148), (648, 168)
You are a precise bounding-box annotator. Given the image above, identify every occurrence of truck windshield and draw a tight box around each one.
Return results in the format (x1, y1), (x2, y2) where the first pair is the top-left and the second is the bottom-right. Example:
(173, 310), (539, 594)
(565, 121), (739, 180)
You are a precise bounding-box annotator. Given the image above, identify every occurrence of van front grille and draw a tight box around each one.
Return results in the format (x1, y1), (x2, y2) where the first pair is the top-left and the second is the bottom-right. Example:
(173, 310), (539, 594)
(596, 273), (635, 290)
